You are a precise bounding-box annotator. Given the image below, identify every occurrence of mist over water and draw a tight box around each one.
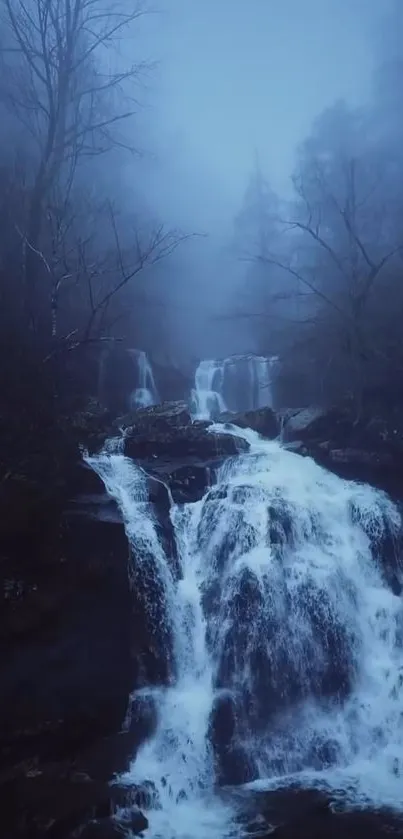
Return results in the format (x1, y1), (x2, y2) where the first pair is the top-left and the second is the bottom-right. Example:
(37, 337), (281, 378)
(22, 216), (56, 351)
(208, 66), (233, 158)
(88, 422), (403, 838)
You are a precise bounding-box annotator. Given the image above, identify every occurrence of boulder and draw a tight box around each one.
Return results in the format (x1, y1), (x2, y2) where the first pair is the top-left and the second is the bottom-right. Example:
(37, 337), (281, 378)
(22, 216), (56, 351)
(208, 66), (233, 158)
(162, 463), (213, 504)
(281, 406), (325, 440)
(209, 693), (237, 752)
(118, 401), (248, 505)
(120, 400), (192, 433)
(207, 692), (258, 785)
(149, 460), (222, 505)
(282, 405), (403, 498)
(120, 806), (149, 835)
(122, 401), (248, 464)
(213, 743), (257, 787)
(112, 779), (160, 814)
(219, 406), (279, 439)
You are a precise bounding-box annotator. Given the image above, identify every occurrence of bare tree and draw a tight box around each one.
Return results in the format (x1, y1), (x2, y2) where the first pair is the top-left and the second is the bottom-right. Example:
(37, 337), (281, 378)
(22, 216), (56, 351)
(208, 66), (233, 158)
(0, 0), (151, 331)
(257, 148), (403, 409)
(44, 203), (192, 357)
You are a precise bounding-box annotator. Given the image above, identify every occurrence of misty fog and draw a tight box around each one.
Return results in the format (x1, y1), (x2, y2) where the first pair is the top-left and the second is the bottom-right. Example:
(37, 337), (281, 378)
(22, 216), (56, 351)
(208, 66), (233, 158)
(125, 0), (384, 363)
(0, 0), (401, 403)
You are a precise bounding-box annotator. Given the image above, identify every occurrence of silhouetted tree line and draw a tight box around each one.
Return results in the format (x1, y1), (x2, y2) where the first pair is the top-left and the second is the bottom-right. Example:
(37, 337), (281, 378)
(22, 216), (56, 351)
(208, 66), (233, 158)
(0, 0), (186, 420)
(234, 2), (403, 413)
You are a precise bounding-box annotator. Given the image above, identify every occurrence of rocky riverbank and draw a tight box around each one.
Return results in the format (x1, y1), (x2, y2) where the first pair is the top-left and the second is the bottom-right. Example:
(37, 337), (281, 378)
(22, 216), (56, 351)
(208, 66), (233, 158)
(1, 397), (403, 837)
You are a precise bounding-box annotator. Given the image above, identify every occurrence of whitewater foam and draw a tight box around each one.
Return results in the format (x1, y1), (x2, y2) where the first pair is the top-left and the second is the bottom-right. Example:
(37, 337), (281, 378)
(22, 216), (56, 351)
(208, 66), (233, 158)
(88, 423), (403, 836)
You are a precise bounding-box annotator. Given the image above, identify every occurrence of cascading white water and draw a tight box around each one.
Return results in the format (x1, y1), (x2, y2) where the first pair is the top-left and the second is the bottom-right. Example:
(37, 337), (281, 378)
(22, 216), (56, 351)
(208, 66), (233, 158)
(98, 346), (159, 412)
(87, 424), (403, 837)
(86, 442), (234, 839)
(190, 359), (227, 421)
(128, 349), (159, 409)
(208, 426), (403, 811)
(190, 355), (278, 421)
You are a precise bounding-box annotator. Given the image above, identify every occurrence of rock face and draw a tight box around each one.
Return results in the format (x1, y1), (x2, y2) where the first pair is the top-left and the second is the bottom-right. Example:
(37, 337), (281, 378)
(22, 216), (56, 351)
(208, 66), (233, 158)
(0, 465), (134, 773)
(151, 357), (194, 403)
(2, 766), (150, 838)
(0, 414), (139, 838)
(121, 401), (249, 504)
(282, 405), (403, 498)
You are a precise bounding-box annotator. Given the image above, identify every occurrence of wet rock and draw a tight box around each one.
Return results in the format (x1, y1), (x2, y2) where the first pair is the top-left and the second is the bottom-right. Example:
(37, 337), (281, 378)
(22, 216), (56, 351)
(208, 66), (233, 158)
(306, 736), (341, 771)
(209, 693), (237, 749)
(220, 407), (279, 440)
(132, 780), (160, 811)
(298, 583), (356, 701)
(125, 806), (149, 834)
(214, 565), (355, 734)
(123, 408), (248, 463)
(146, 476), (180, 578)
(281, 403), (403, 593)
(164, 463), (213, 504)
(129, 546), (177, 686)
(69, 402), (115, 454)
(120, 401), (248, 505)
(123, 695), (158, 758)
(236, 786), (403, 839)
(216, 744), (257, 786)
(281, 407), (325, 441)
(350, 500), (403, 596)
(120, 400), (192, 433)
(282, 404), (403, 497)
(112, 779), (160, 812)
(208, 692), (257, 786)
(238, 812), (271, 837)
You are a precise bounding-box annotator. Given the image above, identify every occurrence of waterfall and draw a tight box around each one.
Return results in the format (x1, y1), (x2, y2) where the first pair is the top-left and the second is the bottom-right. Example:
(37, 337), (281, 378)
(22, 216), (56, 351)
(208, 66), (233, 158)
(190, 359), (227, 421)
(128, 349), (159, 409)
(98, 347), (159, 412)
(190, 355), (278, 421)
(87, 425), (403, 838)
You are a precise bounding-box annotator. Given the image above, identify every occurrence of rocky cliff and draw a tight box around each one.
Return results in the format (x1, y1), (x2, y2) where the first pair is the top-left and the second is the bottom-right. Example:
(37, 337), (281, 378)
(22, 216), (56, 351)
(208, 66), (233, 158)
(1, 397), (402, 837)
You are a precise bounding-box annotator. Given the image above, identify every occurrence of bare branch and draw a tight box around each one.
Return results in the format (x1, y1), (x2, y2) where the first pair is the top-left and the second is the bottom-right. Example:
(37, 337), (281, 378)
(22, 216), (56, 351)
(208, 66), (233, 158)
(283, 219), (348, 279)
(15, 222), (51, 273)
(78, 217), (201, 341)
(258, 254), (347, 319)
